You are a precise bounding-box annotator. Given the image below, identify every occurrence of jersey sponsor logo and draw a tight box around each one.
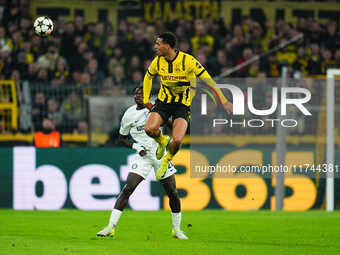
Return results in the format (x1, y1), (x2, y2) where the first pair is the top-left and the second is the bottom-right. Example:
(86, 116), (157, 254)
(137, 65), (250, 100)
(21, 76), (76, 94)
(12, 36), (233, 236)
(136, 125), (145, 131)
(161, 75), (186, 81)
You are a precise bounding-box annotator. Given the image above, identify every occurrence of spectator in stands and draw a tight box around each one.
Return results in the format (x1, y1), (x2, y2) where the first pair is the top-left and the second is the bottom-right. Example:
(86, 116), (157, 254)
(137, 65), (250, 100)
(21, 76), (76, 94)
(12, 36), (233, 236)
(307, 20), (323, 45)
(102, 65), (127, 95)
(73, 120), (88, 134)
(235, 47), (254, 77)
(323, 21), (339, 54)
(207, 49), (231, 77)
(60, 21), (75, 63)
(178, 40), (190, 54)
(26, 62), (38, 81)
(321, 49), (335, 74)
(51, 57), (69, 88)
(9, 30), (23, 53)
(74, 15), (86, 37)
(30, 35), (41, 59)
(145, 25), (156, 44)
(14, 51), (28, 75)
(126, 55), (143, 77)
(307, 43), (322, 75)
(0, 26), (10, 50)
(225, 24), (247, 62)
(103, 35), (119, 61)
(85, 58), (104, 92)
(33, 118), (61, 147)
(76, 72), (92, 96)
(71, 41), (89, 72)
(191, 19), (215, 55)
(89, 23), (107, 56)
(60, 90), (85, 132)
(36, 43), (59, 71)
(47, 98), (63, 129)
(292, 46), (308, 77)
(128, 28), (152, 60)
(32, 92), (47, 130)
(35, 67), (49, 83)
(22, 40), (34, 64)
(128, 70), (143, 94)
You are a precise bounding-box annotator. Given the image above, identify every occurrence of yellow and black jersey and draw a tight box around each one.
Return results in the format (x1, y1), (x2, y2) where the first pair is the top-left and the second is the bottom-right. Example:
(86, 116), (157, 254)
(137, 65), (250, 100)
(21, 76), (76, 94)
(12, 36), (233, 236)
(143, 50), (227, 107)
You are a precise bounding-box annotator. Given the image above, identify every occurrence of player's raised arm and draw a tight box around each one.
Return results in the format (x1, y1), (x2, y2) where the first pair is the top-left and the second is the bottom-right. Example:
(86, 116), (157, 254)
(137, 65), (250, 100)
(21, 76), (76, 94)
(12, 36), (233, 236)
(189, 56), (233, 113)
(143, 56), (159, 110)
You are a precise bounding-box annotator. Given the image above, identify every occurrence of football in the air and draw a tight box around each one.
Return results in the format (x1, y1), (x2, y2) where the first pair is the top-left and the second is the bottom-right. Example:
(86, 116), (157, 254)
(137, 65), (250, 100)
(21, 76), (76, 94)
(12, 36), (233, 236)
(33, 16), (53, 37)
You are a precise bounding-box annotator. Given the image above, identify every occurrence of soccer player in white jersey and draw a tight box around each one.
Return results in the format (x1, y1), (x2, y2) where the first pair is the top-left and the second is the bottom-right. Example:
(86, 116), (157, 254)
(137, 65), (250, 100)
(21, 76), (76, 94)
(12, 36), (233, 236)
(97, 86), (188, 240)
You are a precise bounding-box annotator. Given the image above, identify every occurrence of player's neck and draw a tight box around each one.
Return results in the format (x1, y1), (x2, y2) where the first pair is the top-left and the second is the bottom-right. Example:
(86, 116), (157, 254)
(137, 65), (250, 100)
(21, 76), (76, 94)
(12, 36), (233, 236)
(136, 105), (145, 110)
(164, 49), (178, 62)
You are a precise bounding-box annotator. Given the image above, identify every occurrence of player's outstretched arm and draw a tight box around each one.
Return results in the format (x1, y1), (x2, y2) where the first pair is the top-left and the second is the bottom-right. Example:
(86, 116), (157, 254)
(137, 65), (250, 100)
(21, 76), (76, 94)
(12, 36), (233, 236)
(189, 56), (233, 114)
(199, 71), (233, 114)
(119, 135), (146, 156)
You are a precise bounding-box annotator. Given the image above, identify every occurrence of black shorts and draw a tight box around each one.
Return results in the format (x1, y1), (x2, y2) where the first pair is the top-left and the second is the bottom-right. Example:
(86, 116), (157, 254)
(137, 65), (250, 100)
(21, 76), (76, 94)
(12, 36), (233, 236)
(151, 99), (190, 122)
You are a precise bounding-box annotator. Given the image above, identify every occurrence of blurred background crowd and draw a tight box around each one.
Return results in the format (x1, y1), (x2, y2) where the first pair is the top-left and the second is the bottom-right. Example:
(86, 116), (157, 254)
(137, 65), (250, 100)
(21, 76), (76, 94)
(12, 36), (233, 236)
(0, 1), (340, 135)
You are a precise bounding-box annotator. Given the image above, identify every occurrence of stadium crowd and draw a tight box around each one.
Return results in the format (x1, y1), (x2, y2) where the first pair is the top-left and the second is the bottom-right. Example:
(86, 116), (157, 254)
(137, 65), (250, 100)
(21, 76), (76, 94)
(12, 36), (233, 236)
(0, 4), (340, 134)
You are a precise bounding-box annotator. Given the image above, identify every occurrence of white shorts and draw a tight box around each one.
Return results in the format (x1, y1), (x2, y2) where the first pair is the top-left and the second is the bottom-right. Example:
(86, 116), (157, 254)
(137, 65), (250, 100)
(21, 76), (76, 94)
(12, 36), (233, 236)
(129, 153), (177, 180)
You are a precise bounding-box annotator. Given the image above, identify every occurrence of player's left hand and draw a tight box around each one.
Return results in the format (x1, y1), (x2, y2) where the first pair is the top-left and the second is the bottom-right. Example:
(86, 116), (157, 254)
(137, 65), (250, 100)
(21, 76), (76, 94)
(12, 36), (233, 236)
(223, 101), (233, 114)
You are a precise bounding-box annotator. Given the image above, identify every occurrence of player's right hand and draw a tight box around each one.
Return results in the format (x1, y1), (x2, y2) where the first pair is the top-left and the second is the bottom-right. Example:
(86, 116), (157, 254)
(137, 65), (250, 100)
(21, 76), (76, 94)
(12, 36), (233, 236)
(133, 143), (147, 157)
(139, 150), (147, 157)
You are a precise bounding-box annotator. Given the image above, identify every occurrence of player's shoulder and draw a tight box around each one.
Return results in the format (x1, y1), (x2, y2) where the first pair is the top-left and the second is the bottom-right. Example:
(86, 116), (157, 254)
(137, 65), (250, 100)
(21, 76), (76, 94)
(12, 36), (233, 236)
(123, 105), (149, 118)
(180, 51), (193, 58)
(181, 51), (196, 62)
(180, 51), (197, 68)
(125, 104), (138, 115)
(122, 105), (137, 120)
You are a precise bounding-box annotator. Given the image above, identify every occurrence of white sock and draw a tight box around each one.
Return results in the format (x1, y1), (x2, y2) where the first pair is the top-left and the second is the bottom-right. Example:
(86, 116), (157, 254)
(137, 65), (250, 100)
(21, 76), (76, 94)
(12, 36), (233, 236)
(109, 209), (122, 228)
(171, 212), (181, 230)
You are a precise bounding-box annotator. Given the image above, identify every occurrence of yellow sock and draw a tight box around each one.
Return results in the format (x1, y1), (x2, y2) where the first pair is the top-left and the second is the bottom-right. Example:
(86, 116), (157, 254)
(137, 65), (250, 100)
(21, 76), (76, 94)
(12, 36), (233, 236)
(164, 151), (174, 162)
(155, 132), (167, 145)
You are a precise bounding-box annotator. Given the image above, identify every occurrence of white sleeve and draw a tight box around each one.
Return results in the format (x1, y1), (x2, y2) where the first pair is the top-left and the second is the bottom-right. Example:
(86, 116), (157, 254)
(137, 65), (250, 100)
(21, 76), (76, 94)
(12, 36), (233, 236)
(119, 112), (131, 136)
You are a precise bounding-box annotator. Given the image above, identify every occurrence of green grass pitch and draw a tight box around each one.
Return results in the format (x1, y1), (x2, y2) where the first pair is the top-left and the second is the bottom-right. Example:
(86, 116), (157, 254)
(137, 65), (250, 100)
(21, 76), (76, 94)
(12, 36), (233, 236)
(0, 210), (339, 255)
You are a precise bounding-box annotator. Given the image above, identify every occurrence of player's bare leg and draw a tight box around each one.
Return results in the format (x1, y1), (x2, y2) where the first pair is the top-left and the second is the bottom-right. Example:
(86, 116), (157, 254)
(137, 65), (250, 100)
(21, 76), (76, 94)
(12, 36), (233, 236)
(168, 118), (188, 156)
(114, 172), (144, 210)
(160, 174), (188, 239)
(145, 112), (163, 138)
(97, 172), (144, 237)
(156, 118), (187, 180)
(145, 112), (170, 159)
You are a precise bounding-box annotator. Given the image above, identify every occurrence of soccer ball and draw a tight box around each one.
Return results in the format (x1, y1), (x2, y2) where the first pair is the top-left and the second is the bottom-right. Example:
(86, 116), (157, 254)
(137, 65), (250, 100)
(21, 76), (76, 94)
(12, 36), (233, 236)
(33, 16), (53, 37)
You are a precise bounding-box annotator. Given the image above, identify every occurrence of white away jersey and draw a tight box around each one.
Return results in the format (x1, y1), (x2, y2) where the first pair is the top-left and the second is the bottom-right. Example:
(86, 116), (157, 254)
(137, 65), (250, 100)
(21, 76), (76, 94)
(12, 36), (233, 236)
(119, 105), (158, 153)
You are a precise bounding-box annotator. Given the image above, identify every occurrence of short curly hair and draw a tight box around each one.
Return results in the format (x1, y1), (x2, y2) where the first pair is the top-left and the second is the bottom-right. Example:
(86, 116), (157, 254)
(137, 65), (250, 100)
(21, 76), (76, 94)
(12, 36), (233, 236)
(158, 32), (177, 48)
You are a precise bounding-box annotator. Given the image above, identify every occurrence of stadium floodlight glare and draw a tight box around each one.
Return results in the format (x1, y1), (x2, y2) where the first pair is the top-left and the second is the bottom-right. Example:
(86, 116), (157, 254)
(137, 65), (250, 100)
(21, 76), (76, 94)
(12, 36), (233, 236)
(326, 69), (340, 212)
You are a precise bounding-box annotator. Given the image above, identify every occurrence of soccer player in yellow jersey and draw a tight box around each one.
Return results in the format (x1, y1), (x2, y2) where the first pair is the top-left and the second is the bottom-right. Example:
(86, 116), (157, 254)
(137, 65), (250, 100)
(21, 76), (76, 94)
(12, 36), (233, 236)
(143, 32), (233, 180)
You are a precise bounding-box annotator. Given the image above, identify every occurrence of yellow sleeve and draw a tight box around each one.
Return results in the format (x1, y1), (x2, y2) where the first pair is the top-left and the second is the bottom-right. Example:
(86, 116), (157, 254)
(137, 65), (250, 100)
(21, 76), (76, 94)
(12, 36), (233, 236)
(143, 57), (158, 104)
(189, 56), (228, 104)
